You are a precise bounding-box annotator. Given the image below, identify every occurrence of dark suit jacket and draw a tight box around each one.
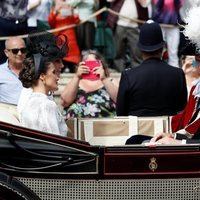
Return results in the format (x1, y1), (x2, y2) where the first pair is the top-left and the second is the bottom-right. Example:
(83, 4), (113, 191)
(116, 58), (188, 117)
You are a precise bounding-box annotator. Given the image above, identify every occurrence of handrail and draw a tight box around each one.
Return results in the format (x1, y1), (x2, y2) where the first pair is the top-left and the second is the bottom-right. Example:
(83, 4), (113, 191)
(0, 7), (177, 41)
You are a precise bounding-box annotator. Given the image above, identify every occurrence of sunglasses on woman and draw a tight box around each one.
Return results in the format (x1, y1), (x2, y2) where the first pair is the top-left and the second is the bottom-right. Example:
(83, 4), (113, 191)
(7, 48), (27, 54)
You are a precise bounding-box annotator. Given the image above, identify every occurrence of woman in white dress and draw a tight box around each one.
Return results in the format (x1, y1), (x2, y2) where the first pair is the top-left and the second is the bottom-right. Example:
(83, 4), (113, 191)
(18, 34), (68, 136)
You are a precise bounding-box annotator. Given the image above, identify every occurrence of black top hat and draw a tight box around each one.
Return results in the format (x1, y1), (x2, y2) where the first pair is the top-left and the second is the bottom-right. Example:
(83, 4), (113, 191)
(137, 20), (165, 52)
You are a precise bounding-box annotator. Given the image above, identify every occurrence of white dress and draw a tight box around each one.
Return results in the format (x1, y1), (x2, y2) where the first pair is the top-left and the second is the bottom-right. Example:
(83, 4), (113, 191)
(18, 88), (68, 137)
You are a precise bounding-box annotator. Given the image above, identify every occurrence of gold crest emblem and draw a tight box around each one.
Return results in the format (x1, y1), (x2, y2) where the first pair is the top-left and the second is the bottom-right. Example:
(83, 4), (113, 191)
(149, 157), (158, 172)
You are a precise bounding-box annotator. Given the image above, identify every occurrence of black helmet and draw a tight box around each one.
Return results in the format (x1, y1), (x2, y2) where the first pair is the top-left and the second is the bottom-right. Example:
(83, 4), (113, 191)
(137, 20), (165, 52)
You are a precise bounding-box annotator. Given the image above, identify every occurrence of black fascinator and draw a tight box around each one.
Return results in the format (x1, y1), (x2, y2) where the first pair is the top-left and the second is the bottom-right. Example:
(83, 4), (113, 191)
(26, 31), (68, 79)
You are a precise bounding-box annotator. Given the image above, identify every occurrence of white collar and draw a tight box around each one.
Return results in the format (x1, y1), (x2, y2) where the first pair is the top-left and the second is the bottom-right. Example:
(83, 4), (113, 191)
(193, 80), (200, 97)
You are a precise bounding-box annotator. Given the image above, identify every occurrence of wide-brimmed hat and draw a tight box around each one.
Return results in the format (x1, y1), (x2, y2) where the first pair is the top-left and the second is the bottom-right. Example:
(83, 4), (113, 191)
(137, 20), (165, 52)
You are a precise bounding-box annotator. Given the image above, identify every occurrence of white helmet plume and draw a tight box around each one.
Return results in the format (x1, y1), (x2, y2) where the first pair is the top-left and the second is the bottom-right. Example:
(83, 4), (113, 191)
(183, 6), (200, 51)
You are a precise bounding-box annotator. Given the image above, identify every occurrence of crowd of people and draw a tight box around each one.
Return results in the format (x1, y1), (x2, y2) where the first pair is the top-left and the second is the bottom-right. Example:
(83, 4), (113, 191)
(1, 0), (199, 70)
(0, 0), (199, 144)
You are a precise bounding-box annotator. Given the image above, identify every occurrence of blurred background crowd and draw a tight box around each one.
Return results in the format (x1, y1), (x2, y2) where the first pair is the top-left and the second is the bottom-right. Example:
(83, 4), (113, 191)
(1, 0), (200, 73)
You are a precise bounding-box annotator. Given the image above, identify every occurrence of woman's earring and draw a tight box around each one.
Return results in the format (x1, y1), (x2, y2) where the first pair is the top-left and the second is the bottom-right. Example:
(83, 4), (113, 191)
(48, 91), (53, 96)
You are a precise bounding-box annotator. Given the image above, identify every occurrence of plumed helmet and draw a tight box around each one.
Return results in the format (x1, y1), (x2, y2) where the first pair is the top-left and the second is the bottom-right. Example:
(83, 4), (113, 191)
(181, 5), (200, 62)
(137, 20), (165, 52)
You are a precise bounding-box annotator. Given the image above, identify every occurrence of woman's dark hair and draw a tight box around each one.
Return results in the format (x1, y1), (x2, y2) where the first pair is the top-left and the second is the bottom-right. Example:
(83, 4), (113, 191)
(80, 49), (110, 77)
(19, 56), (51, 88)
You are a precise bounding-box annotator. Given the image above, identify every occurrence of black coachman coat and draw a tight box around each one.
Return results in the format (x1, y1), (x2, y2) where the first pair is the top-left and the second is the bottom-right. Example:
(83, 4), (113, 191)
(116, 58), (188, 117)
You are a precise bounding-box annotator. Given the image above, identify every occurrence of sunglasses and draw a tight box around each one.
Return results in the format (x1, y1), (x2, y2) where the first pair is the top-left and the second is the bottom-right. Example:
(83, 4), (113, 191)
(7, 48), (27, 54)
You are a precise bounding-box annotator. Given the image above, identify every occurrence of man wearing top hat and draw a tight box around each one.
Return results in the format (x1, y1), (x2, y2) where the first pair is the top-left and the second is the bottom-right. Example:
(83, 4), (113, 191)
(116, 20), (187, 117)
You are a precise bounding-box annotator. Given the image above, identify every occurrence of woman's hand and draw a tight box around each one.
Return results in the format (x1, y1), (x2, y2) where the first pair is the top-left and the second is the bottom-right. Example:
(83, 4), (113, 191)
(93, 61), (106, 80)
(61, 62), (89, 107)
(54, 2), (62, 13)
(76, 62), (90, 79)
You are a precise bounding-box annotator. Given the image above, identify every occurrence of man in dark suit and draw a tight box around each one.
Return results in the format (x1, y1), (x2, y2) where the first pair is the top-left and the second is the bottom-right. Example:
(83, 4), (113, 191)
(116, 20), (188, 117)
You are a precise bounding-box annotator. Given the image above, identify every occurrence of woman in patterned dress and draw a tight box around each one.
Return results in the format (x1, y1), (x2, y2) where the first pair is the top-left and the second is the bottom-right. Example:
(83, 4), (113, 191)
(61, 50), (119, 118)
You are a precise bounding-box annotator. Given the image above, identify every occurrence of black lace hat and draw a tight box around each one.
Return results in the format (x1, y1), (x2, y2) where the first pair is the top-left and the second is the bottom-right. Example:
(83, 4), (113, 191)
(26, 31), (68, 79)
